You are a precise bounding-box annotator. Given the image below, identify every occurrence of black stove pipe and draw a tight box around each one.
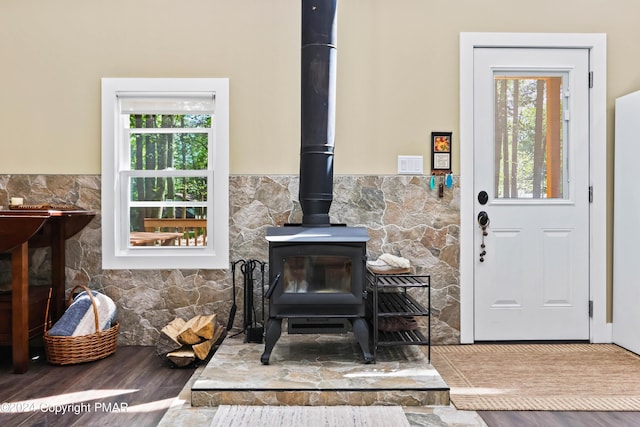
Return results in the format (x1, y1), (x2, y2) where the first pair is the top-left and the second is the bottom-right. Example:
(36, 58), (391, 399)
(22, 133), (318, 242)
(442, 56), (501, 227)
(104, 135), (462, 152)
(299, 0), (338, 227)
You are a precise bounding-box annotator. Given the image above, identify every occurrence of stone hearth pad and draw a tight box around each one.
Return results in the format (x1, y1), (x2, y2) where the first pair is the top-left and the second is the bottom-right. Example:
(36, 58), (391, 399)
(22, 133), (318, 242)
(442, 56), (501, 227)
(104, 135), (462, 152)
(191, 333), (449, 407)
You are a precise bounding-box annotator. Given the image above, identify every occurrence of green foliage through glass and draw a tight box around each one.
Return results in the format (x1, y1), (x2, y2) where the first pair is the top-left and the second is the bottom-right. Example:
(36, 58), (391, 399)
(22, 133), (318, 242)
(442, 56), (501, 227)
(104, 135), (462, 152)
(126, 114), (211, 232)
(494, 76), (564, 199)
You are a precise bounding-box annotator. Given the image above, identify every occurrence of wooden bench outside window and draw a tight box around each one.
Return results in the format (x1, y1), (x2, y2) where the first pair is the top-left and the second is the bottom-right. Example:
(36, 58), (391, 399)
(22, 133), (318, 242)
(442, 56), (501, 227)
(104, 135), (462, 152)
(142, 218), (207, 246)
(129, 231), (183, 246)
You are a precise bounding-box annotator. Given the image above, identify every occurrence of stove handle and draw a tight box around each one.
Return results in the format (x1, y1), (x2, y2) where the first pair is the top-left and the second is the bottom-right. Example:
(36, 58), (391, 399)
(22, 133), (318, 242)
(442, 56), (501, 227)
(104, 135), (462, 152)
(264, 273), (281, 299)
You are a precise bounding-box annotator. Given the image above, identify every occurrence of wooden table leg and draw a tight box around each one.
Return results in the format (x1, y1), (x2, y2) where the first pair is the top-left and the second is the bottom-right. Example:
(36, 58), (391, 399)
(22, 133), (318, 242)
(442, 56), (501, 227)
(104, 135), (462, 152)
(11, 242), (29, 374)
(50, 217), (65, 322)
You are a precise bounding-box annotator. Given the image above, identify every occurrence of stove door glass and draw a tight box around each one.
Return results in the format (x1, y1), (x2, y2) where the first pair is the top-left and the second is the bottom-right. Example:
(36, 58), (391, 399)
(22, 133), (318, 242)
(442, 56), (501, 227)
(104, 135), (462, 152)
(283, 255), (351, 294)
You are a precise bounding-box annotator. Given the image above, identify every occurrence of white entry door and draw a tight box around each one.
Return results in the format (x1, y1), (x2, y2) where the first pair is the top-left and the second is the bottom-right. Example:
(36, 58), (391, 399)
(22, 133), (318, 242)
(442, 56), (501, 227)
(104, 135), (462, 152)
(473, 48), (590, 340)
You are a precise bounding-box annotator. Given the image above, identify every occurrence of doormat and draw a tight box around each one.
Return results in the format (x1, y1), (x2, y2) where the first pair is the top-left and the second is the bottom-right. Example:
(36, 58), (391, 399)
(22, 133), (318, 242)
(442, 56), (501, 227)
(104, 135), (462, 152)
(210, 405), (410, 427)
(431, 343), (640, 411)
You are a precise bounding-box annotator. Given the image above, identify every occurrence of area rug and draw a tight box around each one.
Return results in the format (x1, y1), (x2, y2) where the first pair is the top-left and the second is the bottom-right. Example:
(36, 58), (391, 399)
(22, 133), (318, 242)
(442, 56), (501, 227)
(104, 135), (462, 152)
(431, 343), (640, 411)
(210, 405), (410, 427)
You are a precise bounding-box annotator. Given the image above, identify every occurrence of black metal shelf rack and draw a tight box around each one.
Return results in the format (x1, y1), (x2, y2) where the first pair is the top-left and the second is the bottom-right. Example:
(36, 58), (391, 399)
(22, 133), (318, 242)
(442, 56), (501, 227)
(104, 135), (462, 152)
(366, 269), (431, 363)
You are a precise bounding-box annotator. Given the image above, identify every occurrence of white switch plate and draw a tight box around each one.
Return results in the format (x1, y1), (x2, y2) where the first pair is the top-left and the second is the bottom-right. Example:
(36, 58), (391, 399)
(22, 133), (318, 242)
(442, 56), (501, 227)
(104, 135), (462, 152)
(397, 155), (423, 174)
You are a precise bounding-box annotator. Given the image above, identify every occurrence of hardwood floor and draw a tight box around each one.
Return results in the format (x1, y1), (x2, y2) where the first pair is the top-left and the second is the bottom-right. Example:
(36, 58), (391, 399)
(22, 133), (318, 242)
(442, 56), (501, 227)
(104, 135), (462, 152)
(479, 411), (640, 427)
(4, 343), (640, 427)
(0, 344), (195, 426)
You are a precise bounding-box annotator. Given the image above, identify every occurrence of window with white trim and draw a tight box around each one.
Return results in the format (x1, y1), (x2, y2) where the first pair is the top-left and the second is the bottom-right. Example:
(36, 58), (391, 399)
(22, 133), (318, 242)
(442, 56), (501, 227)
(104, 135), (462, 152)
(101, 78), (229, 269)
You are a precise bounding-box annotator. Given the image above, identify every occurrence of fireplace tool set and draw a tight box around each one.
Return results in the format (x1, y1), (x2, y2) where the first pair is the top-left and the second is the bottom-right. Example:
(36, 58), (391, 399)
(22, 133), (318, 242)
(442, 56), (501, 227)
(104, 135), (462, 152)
(229, 259), (266, 343)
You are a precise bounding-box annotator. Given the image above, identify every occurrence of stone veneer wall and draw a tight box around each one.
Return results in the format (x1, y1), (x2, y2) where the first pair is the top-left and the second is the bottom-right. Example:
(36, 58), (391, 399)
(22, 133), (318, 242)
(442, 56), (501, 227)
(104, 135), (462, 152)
(0, 174), (460, 346)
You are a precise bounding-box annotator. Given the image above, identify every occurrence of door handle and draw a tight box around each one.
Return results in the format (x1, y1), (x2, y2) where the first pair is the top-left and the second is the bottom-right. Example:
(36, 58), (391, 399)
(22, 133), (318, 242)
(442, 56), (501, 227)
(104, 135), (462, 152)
(478, 211), (490, 228)
(477, 211), (489, 262)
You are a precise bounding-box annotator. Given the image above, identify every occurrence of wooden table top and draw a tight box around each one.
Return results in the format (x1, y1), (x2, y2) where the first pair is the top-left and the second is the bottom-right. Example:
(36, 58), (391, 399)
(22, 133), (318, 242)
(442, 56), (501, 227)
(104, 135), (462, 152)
(0, 209), (96, 252)
(130, 231), (183, 246)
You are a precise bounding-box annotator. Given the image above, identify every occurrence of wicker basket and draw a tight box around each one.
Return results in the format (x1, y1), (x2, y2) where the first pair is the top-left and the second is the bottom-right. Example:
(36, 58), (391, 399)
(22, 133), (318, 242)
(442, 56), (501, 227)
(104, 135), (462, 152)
(44, 285), (119, 365)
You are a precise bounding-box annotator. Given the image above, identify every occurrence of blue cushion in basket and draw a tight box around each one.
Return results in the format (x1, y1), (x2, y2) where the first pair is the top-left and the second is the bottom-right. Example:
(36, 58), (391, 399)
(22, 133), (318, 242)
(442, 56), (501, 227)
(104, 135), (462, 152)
(48, 290), (117, 337)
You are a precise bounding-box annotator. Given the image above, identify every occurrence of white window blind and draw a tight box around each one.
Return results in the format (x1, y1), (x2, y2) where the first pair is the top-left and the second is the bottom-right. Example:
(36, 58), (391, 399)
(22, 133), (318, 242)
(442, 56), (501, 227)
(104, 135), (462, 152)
(117, 93), (215, 114)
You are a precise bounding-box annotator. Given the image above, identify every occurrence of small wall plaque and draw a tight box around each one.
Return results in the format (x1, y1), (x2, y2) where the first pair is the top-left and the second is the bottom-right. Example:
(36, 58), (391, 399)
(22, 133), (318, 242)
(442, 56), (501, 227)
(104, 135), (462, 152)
(431, 131), (452, 173)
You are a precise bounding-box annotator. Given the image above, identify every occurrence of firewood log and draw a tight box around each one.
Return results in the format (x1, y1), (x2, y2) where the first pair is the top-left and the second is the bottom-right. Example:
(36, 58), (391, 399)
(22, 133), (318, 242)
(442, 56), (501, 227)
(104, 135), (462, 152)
(193, 314), (217, 339)
(157, 315), (226, 366)
(166, 348), (196, 368)
(156, 317), (186, 356)
(211, 321), (226, 345)
(192, 339), (213, 360)
(177, 314), (217, 344)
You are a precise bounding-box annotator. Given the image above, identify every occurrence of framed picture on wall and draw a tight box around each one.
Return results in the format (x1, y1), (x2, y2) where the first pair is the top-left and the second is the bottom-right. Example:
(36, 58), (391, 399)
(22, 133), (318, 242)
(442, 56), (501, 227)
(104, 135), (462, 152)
(431, 131), (452, 172)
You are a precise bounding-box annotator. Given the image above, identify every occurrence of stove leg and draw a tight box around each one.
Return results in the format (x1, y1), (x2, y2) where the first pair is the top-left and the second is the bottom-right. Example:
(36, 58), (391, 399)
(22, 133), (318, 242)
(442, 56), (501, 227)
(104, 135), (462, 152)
(260, 318), (282, 365)
(351, 317), (375, 364)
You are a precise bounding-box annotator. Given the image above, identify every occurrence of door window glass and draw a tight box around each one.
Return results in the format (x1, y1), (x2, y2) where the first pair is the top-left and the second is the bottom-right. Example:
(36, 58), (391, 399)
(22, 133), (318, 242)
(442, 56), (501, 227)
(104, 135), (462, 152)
(494, 74), (567, 199)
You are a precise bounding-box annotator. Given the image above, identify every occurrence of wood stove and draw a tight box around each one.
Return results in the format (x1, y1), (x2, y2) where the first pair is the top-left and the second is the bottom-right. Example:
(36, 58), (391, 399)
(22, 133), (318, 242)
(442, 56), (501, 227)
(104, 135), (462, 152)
(260, 0), (373, 364)
(261, 226), (373, 364)
(267, 227), (367, 317)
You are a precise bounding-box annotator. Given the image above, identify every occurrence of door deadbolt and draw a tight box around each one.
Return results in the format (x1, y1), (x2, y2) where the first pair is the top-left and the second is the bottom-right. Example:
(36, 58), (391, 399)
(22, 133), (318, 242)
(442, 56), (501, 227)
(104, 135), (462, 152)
(478, 191), (489, 205)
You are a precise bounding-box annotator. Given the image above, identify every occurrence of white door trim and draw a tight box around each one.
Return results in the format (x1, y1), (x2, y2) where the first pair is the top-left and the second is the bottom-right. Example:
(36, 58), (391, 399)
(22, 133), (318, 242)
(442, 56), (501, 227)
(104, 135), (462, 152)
(459, 32), (609, 344)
